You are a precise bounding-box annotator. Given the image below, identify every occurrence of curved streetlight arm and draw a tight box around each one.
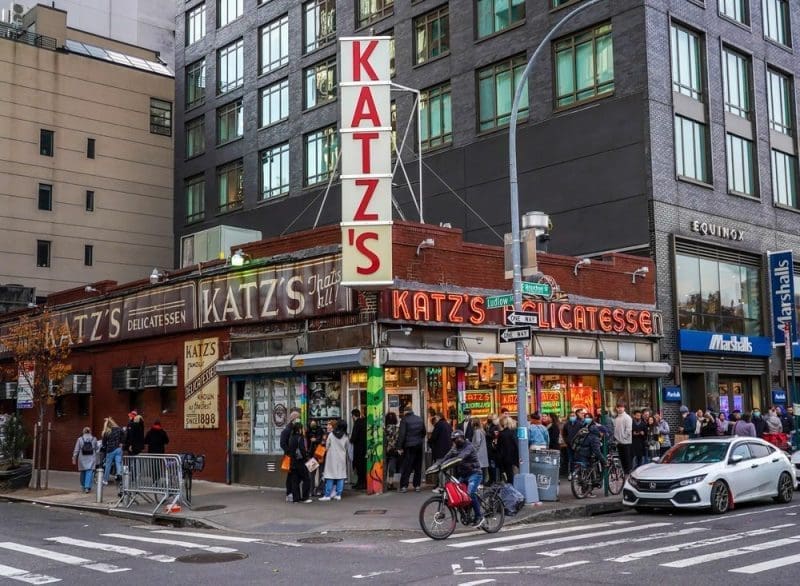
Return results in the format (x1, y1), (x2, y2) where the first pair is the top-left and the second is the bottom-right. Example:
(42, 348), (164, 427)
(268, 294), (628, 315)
(508, 0), (604, 502)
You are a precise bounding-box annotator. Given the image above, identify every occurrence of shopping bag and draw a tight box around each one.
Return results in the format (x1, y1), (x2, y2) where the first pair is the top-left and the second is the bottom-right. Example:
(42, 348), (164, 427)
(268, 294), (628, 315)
(305, 457), (320, 473)
(498, 483), (525, 516)
(280, 455), (291, 472)
(314, 444), (326, 460)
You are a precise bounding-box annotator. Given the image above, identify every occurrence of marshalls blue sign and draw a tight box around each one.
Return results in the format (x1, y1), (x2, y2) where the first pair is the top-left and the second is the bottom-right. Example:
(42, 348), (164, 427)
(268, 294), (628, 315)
(768, 251), (797, 346)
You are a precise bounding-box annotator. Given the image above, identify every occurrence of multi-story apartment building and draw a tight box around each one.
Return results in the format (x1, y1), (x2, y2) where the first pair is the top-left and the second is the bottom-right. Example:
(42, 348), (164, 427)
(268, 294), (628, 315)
(173, 0), (800, 419)
(0, 4), (175, 299)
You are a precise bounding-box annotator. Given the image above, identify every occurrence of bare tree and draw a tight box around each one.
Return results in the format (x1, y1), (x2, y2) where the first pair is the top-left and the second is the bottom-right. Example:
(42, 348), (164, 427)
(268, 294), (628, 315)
(0, 309), (71, 488)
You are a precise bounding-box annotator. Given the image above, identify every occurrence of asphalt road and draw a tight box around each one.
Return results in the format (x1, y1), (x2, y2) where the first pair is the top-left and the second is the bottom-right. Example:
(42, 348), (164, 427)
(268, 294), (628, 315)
(3, 497), (800, 585)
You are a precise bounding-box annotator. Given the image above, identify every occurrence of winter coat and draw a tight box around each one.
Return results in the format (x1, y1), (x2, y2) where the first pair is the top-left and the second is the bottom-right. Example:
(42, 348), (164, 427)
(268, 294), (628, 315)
(486, 423), (500, 461)
(528, 423), (548, 447)
(72, 433), (98, 472)
(288, 434), (308, 472)
(682, 412), (698, 437)
(472, 427), (489, 468)
(563, 418), (583, 448)
(613, 412), (632, 444)
(430, 418), (453, 460)
(632, 419), (648, 457)
(103, 426), (124, 452)
(351, 417), (367, 458)
(124, 416), (145, 454)
(548, 424), (561, 450)
(443, 441), (481, 479)
(765, 413), (783, 434)
(324, 431), (349, 480)
(700, 416), (718, 437)
(732, 420), (757, 437)
(575, 423), (604, 462)
(753, 416), (767, 437)
(144, 425), (169, 454)
(496, 427), (519, 468)
(781, 413), (795, 434)
(398, 412), (425, 448)
(657, 420), (671, 448)
(457, 419), (474, 441)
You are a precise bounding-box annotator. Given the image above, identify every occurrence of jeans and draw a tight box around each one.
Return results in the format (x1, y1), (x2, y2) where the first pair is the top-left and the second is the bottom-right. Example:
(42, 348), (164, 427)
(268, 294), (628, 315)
(464, 472), (483, 520)
(103, 447), (122, 482)
(80, 469), (93, 491)
(324, 478), (345, 498)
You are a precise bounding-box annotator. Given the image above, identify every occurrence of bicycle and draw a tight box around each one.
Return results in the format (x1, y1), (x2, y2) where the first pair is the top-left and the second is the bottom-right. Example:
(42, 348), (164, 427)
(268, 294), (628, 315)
(418, 457), (505, 540)
(571, 450), (624, 499)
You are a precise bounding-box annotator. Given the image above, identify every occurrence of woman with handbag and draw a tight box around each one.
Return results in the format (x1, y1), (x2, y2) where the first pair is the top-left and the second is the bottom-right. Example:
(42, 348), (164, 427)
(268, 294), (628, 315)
(287, 422), (313, 504)
(319, 420), (350, 501)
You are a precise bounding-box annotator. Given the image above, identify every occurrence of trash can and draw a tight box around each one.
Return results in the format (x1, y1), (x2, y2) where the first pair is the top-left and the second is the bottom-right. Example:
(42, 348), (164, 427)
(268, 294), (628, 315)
(529, 449), (560, 501)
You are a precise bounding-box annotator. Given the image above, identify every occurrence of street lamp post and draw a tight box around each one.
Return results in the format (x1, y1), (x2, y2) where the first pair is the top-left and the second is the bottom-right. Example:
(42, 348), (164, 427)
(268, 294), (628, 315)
(508, 0), (603, 502)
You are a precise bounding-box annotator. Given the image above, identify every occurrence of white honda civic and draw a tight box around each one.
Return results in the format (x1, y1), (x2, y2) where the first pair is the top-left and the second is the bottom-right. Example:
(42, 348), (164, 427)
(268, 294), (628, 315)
(623, 437), (796, 514)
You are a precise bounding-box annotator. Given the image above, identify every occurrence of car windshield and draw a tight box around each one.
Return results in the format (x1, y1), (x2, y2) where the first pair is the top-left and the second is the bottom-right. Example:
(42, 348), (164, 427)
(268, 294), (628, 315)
(660, 442), (729, 464)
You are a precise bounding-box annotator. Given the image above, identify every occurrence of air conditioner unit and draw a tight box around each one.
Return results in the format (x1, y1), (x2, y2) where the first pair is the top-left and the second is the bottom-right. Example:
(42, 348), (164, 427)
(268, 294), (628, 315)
(139, 365), (159, 388)
(126, 368), (140, 390)
(1, 382), (16, 400)
(10, 2), (23, 26)
(157, 365), (178, 387)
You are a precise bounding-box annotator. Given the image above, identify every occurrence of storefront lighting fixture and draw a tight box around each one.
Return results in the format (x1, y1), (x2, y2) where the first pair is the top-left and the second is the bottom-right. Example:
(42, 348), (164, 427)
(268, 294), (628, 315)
(231, 249), (250, 267)
(149, 268), (168, 284)
(445, 335), (484, 348)
(573, 258), (591, 276)
(380, 326), (412, 344)
(627, 266), (649, 283)
(84, 285), (99, 293)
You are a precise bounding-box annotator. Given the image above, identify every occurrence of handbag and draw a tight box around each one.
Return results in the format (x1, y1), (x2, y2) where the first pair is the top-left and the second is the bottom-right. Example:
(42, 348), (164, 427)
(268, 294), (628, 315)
(280, 455), (291, 472)
(305, 457), (320, 473)
(314, 444), (326, 460)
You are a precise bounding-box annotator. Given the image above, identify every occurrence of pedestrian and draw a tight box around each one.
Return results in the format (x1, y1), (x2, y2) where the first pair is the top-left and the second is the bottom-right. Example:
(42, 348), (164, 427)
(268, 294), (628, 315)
(645, 415), (660, 462)
(101, 417), (124, 485)
(613, 402), (633, 474)
(307, 419), (325, 496)
(458, 408), (474, 441)
(752, 408), (767, 437)
(350, 409), (367, 490)
(471, 417), (489, 482)
(564, 409), (584, 479)
(716, 412), (729, 436)
(319, 420), (349, 501)
(429, 412), (452, 492)
(700, 411), (717, 437)
(631, 410), (647, 468)
(765, 408), (783, 434)
(72, 426), (97, 493)
(497, 415), (519, 485)
(288, 421), (312, 504)
(528, 412), (548, 450)
(442, 430), (485, 527)
(546, 413), (561, 451)
(679, 405), (697, 439)
(280, 409), (301, 502)
(397, 406), (426, 493)
(485, 413), (501, 485)
(655, 412), (671, 456)
(124, 410), (145, 455)
(144, 419), (169, 454)
(733, 413), (757, 437)
(574, 413), (605, 497)
(384, 412), (400, 491)
(781, 406), (795, 434)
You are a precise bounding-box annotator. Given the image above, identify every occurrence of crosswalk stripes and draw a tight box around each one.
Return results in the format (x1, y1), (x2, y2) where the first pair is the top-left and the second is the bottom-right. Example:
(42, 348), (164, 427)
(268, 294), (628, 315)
(0, 542), (130, 574)
(730, 552), (800, 574)
(44, 537), (175, 563)
(537, 527), (706, 557)
(660, 534), (800, 568)
(446, 520), (634, 549)
(489, 522), (673, 553)
(0, 563), (59, 585)
(99, 533), (238, 553)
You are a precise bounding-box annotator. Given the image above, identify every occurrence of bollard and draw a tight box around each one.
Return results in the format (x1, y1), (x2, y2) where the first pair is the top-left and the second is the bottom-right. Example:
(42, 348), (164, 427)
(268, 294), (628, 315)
(95, 468), (103, 503)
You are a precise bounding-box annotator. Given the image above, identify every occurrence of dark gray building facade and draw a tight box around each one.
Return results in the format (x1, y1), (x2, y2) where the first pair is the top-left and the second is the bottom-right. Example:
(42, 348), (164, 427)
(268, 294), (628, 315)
(174, 0), (800, 417)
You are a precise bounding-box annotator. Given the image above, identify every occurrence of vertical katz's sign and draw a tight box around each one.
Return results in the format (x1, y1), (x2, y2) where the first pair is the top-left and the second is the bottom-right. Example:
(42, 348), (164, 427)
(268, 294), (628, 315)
(768, 251), (797, 346)
(339, 36), (393, 286)
(184, 337), (219, 429)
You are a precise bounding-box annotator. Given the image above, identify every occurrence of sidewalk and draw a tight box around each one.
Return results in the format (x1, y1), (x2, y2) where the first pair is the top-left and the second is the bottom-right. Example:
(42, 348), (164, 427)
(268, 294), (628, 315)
(0, 471), (623, 536)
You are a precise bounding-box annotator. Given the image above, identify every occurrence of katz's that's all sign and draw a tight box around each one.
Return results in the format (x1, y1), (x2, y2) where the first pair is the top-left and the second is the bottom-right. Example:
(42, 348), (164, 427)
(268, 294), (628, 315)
(339, 36), (393, 287)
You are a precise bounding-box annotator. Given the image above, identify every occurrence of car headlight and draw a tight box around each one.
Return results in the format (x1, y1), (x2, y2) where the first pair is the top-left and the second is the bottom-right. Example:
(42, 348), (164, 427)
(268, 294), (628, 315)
(675, 475), (707, 488)
(627, 475), (639, 488)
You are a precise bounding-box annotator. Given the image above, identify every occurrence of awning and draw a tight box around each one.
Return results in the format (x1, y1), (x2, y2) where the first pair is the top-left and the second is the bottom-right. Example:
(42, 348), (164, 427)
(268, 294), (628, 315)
(381, 347), (471, 368)
(291, 349), (372, 372)
(215, 355), (292, 375)
(469, 353), (671, 377)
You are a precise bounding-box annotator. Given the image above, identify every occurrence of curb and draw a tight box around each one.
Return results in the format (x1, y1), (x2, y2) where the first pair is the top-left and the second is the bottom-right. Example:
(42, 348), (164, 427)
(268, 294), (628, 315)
(509, 500), (625, 525)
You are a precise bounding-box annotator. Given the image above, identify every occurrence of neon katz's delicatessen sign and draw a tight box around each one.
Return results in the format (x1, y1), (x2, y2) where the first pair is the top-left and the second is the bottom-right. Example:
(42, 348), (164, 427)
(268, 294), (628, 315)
(380, 289), (663, 336)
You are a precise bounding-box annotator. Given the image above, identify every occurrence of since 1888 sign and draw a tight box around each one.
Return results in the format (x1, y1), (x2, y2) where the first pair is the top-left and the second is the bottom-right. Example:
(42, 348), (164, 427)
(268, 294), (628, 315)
(339, 36), (393, 287)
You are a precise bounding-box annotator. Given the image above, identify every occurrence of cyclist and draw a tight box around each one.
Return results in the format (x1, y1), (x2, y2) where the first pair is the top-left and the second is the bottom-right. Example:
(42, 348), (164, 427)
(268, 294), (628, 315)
(442, 430), (484, 527)
(573, 413), (606, 497)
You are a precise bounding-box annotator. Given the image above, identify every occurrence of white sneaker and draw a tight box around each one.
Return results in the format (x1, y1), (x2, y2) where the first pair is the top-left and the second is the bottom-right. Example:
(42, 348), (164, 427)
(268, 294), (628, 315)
(102, 480), (108, 486)
(285, 495), (293, 502)
(302, 499), (313, 503)
(332, 495), (341, 501)
(318, 496), (332, 501)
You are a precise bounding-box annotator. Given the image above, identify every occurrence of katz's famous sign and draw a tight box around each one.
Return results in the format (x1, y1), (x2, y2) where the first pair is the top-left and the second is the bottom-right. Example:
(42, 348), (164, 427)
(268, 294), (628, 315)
(381, 289), (662, 337)
(339, 36), (393, 287)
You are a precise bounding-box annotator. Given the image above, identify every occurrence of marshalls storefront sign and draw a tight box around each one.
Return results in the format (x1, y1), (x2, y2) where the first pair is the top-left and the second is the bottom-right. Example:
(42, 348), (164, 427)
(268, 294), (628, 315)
(339, 36), (393, 286)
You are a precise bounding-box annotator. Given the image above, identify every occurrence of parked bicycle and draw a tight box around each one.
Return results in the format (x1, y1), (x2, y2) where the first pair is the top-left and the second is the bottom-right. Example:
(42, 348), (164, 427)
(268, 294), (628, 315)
(571, 449), (624, 499)
(418, 457), (504, 540)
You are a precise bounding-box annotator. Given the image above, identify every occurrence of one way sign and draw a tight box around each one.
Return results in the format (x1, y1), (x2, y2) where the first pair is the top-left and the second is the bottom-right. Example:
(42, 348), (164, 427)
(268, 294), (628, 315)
(498, 326), (532, 343)
(504, 310), (539, 327)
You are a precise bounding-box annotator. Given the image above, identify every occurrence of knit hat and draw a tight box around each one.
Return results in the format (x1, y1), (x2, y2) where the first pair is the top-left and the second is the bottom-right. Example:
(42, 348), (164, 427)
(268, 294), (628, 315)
(679, 405), (689, 414)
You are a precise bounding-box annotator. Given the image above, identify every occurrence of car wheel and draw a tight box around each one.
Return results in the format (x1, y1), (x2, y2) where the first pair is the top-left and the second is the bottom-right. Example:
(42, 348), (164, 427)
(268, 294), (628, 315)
(774, 472), (794, 504)
(709, 480), (730, 514)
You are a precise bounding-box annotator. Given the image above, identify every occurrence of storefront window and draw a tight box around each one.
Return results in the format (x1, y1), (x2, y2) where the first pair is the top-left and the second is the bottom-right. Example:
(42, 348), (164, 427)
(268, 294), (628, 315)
(540, 375), (567, 416)
(629, 379), (654, 412)
(568, 375), (600, 416)
(426, 367), (456, 420)
(603, 377), (626, 414)
(348, 369), (368, 415)
(234, 376), (302, 455)
(308, 372), (341, 424)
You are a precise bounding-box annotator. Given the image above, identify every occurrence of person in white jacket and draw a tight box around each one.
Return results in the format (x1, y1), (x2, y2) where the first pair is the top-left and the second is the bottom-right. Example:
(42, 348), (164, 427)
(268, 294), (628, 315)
(72, 427), (97, 494)
(319, 420), (350, 501)
(613, 403), (633, 474)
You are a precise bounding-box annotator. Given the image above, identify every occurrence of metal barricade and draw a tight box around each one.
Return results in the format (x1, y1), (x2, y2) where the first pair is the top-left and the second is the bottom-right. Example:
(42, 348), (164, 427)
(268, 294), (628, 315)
(114, 454), (184, 515)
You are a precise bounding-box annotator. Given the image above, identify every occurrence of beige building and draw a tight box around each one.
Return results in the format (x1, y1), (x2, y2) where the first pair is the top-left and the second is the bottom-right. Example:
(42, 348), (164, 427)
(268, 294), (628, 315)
(0, 4), (174, 299)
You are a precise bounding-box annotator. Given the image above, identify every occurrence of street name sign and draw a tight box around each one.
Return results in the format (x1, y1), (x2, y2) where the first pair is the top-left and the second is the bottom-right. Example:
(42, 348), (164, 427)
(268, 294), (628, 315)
(498, 326), (532, 343)
(521, 282), (552, 297)
(486, 294), (514, 309)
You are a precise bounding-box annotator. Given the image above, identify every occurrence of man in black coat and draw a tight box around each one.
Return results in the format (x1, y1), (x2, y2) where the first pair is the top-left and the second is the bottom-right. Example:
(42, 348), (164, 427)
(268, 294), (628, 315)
(280, 409), (301, 501)
(350, 409), (368, 489)
(430, 414), (453, 461)
(398, 406), (426, 492)
(457, 408), (474, 441)
(124, 411), (145, 455)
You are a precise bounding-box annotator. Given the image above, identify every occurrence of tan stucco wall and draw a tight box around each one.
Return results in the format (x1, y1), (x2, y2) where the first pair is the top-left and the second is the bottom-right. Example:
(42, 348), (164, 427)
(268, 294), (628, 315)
(0, 35), (174, 296)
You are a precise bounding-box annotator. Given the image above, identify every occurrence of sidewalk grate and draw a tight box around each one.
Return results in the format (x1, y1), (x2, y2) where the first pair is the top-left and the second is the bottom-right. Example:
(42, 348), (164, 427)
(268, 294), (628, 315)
(353, 509), (387, 515)
(297, 536), (343, 544)
(177, 552), (248, 564)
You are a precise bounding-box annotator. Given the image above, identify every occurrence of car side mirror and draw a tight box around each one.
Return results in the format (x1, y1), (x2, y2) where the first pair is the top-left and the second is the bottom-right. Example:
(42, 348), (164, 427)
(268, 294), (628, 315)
(729, 454), (744, 465)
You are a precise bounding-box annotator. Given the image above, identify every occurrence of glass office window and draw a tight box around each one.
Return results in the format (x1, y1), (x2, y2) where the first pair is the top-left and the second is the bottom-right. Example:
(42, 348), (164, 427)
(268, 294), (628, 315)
(186, 3), (206, 45)
(767, 68), (793, 134)
(218, 0), (243, 28)
(671, 24), (703, 101)
(261, 143), (290, 200)
(720, 0), (748, 25)
(185, 175), (205, 223)
(420, 82), (452, 150)
(217, 39), (244, 94)
(186, 116), (205, 158)
(303, 0), (336, 53)
(726, 133), (756, 196)
(554, 23), (614, 108)
(476, 0), (525, 39)
(772, 149), (798, 207)
(304, 126), (338, 186)
(303, 57), (337, 109)
(414, 5), (449, 65)
(763, 0), (791, 47)
(186, 59), (206, 109)
(217, 99), (243, 144)
(260, 15), (289, 74)
(477, 54), (528, 131)
(722, 48), (751, 119)
(357, 0), (393, 28)
(675, 115), (709, 183)
(218, 159), (244, 212)
(260, 79), (289, 127)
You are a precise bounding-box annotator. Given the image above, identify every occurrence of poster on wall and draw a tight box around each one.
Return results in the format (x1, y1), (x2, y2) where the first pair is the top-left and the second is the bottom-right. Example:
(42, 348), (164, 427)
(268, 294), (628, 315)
(16, 363), (34, 409)
(464, 391), (493, 417)
(184, 337), (220, 429)
(366, 366), (384, 495)
(308, 373), (341, 421)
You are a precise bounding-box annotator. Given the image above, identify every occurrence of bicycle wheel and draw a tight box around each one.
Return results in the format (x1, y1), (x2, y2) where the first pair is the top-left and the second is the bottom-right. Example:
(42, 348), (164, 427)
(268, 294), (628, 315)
(606, 463), (625, 495)
(419, 496), (457, 540)
(480, 494), (505, 534)
(570, 467), (591, 499)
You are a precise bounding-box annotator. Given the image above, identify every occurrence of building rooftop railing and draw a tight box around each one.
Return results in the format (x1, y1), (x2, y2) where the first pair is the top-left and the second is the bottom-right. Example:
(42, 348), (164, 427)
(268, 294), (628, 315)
(0, 21), (57, 51)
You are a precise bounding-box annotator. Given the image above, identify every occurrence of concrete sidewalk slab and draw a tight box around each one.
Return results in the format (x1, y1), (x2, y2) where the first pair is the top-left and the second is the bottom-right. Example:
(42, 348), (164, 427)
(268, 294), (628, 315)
(0, 470), (624, 536)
